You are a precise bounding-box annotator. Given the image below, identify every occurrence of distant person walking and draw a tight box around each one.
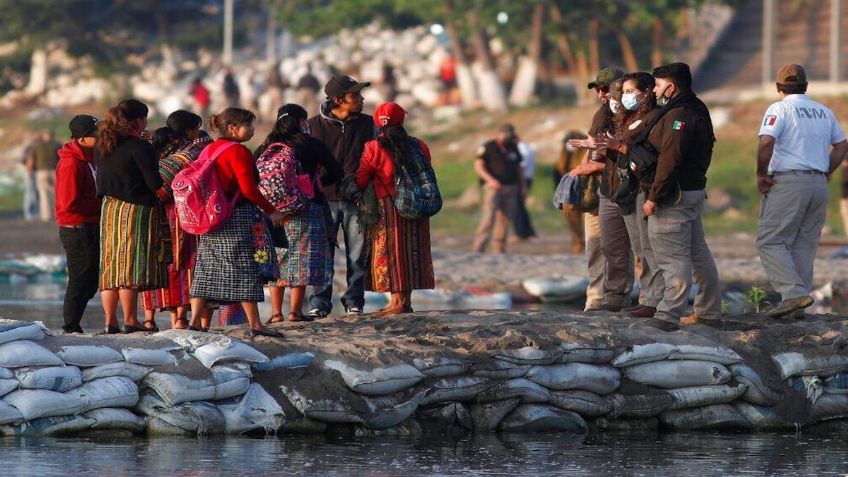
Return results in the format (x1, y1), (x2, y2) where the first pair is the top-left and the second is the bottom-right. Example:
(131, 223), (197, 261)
(27, 130), (61, 222)
(55, 115), (101, 334)
(222, 68), (241, 108)
(756, 64), (848, 318)
(189, 77), (211, 122)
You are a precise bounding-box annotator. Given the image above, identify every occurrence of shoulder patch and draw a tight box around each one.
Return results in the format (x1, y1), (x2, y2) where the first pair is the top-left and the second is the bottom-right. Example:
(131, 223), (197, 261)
(628, 119), (643, 130)
(475, 145), (486, 157)
(763, 115), (777, 126)
(671, 120), (686, 131)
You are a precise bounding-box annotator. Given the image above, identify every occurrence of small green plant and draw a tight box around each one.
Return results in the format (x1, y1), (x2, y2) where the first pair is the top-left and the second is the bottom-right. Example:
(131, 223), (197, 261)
(744, 286), (771, 313)
(721, 300), (730, 315)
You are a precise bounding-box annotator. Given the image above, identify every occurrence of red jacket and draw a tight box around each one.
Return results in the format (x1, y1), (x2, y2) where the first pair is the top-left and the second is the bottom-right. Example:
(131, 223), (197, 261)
(55, 140), (101, 226)
(207, 139), (276, 214)
(356, 138), (432, 199)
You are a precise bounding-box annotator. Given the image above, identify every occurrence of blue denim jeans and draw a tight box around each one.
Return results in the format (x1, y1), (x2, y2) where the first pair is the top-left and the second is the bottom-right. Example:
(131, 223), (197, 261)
(308, 200), (366, 312)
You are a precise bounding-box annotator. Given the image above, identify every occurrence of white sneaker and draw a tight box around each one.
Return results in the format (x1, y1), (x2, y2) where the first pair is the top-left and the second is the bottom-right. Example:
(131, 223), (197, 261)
(346, 306), (363, 315)
(306, 308), (329, 318)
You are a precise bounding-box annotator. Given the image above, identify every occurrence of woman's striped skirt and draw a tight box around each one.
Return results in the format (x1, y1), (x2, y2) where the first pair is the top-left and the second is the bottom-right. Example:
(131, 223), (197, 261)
(99, 196), (168, 291)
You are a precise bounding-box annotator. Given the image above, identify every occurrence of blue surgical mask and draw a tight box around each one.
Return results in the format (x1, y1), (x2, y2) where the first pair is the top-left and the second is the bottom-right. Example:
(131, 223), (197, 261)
(622, 93), (640, 111)
(608, 99), (620, 114)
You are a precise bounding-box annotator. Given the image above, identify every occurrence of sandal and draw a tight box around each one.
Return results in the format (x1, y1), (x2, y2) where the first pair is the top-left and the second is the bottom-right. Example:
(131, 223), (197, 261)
(188, 325), (209, 333)
(287, 313), (313, 322)
(173, 317), (189, 330)
(250, 327), (285, 339)
(98, 324), (121, 335)
(144, 320), (160, 332)
(265, 313), (286, 325)
(122, 323), (150, 334)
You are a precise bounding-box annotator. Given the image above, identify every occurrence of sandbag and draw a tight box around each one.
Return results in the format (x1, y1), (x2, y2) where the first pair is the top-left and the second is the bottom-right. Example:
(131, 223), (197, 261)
(733, 402), (795, 431)
(824, 371), (848, 390)
(354, 420), (423, 438)
(593, 417), (659, 432)
(499, 404), (587, 433)
(772, 352), (848, 380)
(324, 360), (424, 396)
(85, 408), (146, 433)
(729, 364), (783, 406)
(470, 398), (521, 431)
(612, 343), (677, 368)
(0, 367), (12, 379)
(65, 376), (139, 412)
(122, 348), (178, 367)
(146, 416), (195, 436)
(191, 338), (269, 368)
(624, 360), (731, 389)
(136, 392), (225, 434)
(211, 363), (252, 400)
(4, 389), (85, 420)
(142, 372), (215, 405)
(807, 394), (848, 424)
(659, 404), (752, 431)
(82, 362), (152, 383)
(280, 384), (365, 424)
(471, 360), (531, 379)
(477, 379), (552, 403)
(667, 345), (743, 365)
(606, 392), (675, 418)
(16, 366), (82, 392)
(412, 357), (473, 378)
(558, 343), (616, 364)
(525, 363), (620, 394)
(666, 384), (748, 410)
(493, 347), (560, 365)
(547, 390), (612, 418)
(253, 352), (315, 371)
(0, 379), (18, 397)
(0, 340), (64, 368)
(363, 390), (427, 429)
(56, 345), (123, 367)
(0, 400), (23, 425)
(419, 377), (491, 406)
(418, 402), (473, 430)
(0, 415), (94, 436)
(0, 320), (45, 345)
(218, 383), (285, 434)
(788, 376), (823, 403)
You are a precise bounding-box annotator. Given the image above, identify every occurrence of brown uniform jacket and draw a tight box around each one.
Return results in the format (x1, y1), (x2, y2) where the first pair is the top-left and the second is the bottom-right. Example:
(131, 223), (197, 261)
(646, 93), (714, 204)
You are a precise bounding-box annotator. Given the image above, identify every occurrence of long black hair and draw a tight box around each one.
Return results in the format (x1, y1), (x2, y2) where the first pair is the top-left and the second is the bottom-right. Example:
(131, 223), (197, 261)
(261, 104), (308, 151)
(378, 124), (413, 169)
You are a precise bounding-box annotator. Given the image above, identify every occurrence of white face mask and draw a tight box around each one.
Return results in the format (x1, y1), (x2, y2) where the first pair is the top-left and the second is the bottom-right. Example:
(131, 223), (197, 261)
(608, 99), (620, 114)
(622, 92), (640, 111)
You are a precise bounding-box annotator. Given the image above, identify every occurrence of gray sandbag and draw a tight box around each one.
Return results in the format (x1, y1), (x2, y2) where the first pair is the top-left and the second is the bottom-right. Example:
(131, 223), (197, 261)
(471, 360), (531, 379)
(136, 392), (224, 434)
(493, 347), (560, 366)
(666, 383), (748, 410)
(4, 389), (85, 420)
(547, 390), (612, 418)
(0, 341), (64, 368)
(363, 390), (427, 429)
(323, 360), (424, 396)
(355, 419), (423, 437)
(557, 343), (616, 364)
(56, 345), (123, 367)
(210, 363), (252, 401)
(470, 398), (521, 431)
(0, 320), (46, 345)
(593, 417), (659, 432)
(254, 352), (315, 371)
(122, 347), (179, 367)
(733, 402), (796, 431)
(217, 383), (285, 434)
(146, 417), (195, 436)
(85, 408), (146, 433)
(612, 343), (677, 368)
(624, 360), (731, 389)
(788, 376), (823, 403)
(606, 392), (676, 419)
(191, 337), (269, 368)
(279, 384), (365, 424)
(412, 357), (473, 378)
(419, 376), (492, 406)
(0, 367), (12, 379)
(0, 379), (18, 397)
(0, 400), (23, 425)
(823, 371), (848, 391)
(64, 376), (139, 412)
(476, 379), (552, 403)
(16, 366), (82, 392)
(729, 364), (783, 406)
(499, 404), (587, 433)
(667, 345), (743, 365)
(659, 404), (752, 431)
(772, 352), (848, 380)
(82, 362), (152, 383)
(807, 394), (848, 424)
(417, 402), (473, 430)
(0, 414), (94, 436)
(142, 372), (215, 405)
(525, 363), (620, 394)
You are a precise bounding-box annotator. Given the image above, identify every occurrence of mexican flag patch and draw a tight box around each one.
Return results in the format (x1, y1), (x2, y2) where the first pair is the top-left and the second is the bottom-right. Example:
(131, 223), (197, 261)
(763, 115), (777, 126)
(672, 120), (686, 131)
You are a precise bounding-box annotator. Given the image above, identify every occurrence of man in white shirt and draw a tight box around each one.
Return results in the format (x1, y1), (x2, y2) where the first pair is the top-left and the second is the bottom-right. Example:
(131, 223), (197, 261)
(756, 64), (848, 318)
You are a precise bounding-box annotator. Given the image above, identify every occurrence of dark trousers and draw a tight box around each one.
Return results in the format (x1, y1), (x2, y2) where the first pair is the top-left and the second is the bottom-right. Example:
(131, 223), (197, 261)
(59, 225), (100, 329)
(308, 200), (366, 312)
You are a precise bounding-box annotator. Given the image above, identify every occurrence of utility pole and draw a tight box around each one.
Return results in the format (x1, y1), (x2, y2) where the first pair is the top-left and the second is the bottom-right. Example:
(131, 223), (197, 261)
(830, 0), (842, 83)
(762, 0), (775, 87)
(223, 0), (234, 65)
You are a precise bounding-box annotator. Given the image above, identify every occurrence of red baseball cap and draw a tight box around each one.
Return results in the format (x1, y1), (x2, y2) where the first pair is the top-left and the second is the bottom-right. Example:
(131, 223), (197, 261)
(373, 102), (406, 128)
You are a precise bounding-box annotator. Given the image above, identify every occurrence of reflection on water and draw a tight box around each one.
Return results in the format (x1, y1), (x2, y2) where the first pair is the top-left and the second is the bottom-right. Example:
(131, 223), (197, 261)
(0, 432), (846, 476)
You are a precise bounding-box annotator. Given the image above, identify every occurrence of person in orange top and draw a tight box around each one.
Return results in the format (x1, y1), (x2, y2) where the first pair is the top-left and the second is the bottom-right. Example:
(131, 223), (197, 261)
(356, 102), (435, 316)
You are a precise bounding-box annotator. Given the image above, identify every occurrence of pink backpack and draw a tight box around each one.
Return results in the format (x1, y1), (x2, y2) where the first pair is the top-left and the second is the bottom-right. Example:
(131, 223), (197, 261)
(256, 142), (313, 216)
(172, 141), (238, 235)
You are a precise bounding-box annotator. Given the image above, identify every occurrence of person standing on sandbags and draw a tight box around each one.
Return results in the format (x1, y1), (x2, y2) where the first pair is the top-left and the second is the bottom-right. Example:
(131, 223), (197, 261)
(305, 76), (376, 318)
(55, 115), (101, 334)
(756, 64), (848, 319)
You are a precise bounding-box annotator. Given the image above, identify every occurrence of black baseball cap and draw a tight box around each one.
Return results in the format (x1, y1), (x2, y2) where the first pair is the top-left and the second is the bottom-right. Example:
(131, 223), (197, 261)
(324, 76), (371, 98)
(69, 115), (98, 138)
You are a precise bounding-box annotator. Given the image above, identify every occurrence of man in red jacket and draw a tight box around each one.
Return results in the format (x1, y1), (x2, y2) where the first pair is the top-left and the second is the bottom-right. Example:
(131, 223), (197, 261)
(55, 115), (101, 333)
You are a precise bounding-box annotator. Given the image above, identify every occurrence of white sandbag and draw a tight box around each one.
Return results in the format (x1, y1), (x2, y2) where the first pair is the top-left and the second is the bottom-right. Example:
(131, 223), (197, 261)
(0, 320), (45, 344)
(547, 390), (612, 418)
(807, 394), (848, 424)
(155, 328), (223, 350)
(136, 392), (225, 434)
(82, 362), (152, 383)
(558, 343), (616, 364)
(324, 360), (424, 396)
(667, 345), (743, 365)
(142, 372), (215, 405)
(146, 417), (194, 436)
(0, 415), (94, 436)
(733, 402), (795, 431)
(666, 384), (748, 410)
(772, 352), (848, 380)
(5, 389), (85, 420)
(521, 276), (587, 302)
(0, 379), (18, 397)
(729, 364), (783, 406)
(471, 360), (531, 379)
(612, 343), (677, 368)
(470, 398), (521, 431)
(0, 340), (64, 368)
(624, 360), (731, 389)
(493, 347), (560, 365)
(280, 384), (364, 424)
(85, 408), (145, 432)
(253, 352), (315, 371)
(526, 363), (620, 394)
(477, 379), (552, 403)
(606, 392), (676, 419)
(211, 363), (251, 400)
(191, 338), (269, 368)
(56, 345), (123, 367)
(412, 357), (473, 378)
(363, 391), (427, 429)
(499, 404), (587, 433)
(218, 383), (285, 434)
(0, 367), (12, 379)
(122, 348), (178, 366)
(65, 376), (139, 412)
(0, 400), (23, 424)
(419, 377), (491, 406)
(660, 404), (752, 431)
(16, 366), (82, 392)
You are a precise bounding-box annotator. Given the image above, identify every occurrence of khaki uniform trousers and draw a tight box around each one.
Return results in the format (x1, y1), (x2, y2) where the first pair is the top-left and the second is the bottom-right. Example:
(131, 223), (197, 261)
(35, 169), (54, 222)
(472, 184), (518, 253)
(598, 196), (634, 307)
(583, 211), (604, 310)
(623, 190), (664, 307)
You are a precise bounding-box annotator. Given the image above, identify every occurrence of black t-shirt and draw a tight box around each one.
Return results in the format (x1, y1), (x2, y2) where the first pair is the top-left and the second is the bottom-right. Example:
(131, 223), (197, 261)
(95, 136), (162, 206)
(476, 139), (523, 186)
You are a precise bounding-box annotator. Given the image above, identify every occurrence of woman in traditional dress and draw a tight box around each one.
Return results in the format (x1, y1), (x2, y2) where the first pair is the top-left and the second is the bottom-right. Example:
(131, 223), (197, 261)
(356, 102), (435, 316)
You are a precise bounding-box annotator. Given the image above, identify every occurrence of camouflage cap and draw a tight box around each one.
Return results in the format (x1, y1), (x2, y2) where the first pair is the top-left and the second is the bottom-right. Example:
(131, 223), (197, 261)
(777, 64), (807, 85)
(587, 67), (625, 89)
